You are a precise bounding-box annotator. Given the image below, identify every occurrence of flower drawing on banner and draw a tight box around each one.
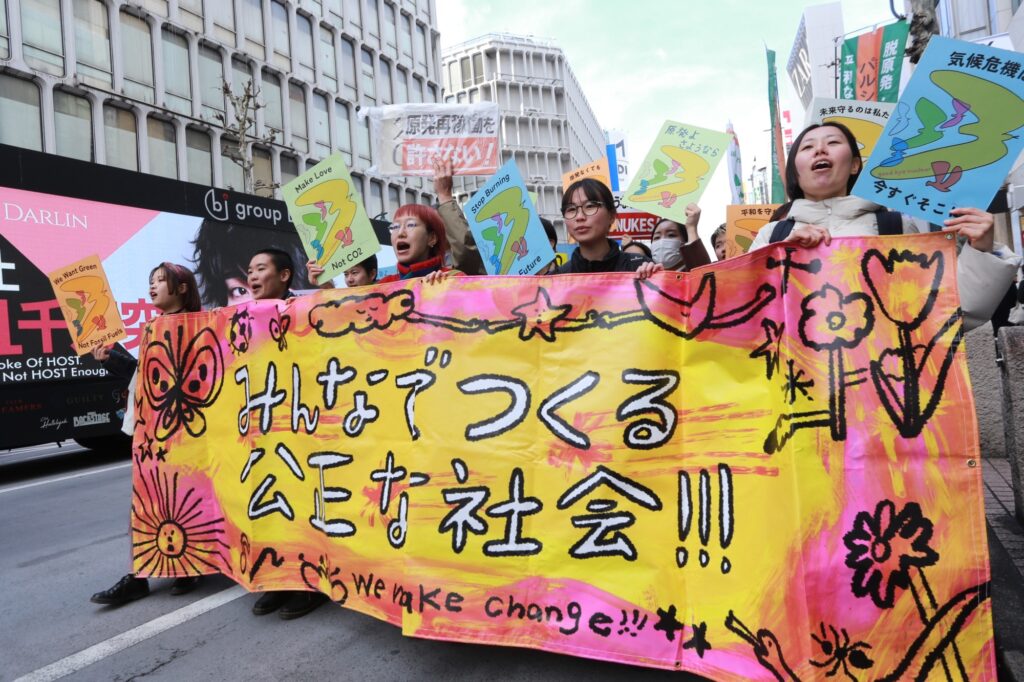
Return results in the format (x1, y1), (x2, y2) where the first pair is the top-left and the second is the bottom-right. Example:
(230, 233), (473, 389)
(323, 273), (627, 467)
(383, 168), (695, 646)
(843, 499), (939, 609)
(229, 309), (253, 354)
(309, 290), (416, 337)
(799, 284), (875, 352)
(142, 326), (224, 441)
(862, 249), (944, 330)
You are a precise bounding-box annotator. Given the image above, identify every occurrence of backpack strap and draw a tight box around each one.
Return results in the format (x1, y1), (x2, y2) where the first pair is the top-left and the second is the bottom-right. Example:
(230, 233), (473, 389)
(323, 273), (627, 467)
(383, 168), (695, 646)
(768, 218), (796, 243)
(875, 209), (903, 236)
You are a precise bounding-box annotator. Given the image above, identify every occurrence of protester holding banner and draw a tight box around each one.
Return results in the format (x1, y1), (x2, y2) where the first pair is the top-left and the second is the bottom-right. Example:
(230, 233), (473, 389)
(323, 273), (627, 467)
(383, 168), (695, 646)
(305, 254), (379, 288)
(622, 239), (652, 260)
(90, 262), (204, 607)
(648, 203), (711, 271)
(378, 204), (454, 284)
(556, 178), (660, 278)
(247, 248), (329, 620)
(750, 122), (1020, 330)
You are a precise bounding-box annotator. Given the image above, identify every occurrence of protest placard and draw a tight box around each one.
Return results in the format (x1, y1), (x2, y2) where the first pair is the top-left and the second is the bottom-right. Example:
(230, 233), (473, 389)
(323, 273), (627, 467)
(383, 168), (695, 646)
(47, 254), (126, 354)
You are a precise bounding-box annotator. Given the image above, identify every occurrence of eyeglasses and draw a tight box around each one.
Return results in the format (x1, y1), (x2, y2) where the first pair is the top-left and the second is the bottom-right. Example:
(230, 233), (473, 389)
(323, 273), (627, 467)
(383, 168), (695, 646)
(388, 219), (424, 233)
(562, 201), (604, 220)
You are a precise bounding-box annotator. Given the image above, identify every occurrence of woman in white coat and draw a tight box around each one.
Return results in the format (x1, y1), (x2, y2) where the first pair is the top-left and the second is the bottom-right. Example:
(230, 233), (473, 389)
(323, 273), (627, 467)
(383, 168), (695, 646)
(749, 122), (1019, 331)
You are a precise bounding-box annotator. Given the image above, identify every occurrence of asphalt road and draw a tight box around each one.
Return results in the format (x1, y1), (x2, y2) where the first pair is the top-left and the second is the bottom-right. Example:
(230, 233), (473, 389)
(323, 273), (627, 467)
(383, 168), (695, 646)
(0, 445), (708, 682)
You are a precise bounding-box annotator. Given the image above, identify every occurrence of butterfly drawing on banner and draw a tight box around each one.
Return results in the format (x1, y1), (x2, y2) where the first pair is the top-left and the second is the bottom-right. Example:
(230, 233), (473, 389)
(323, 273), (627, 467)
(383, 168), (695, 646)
(142, 326), (224, 441)
(630, 147), (710, 209)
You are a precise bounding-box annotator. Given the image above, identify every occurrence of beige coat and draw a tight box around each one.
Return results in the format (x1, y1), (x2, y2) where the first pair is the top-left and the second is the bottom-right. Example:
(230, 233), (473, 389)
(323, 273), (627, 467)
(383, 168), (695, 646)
(749, 195), (1020, 331)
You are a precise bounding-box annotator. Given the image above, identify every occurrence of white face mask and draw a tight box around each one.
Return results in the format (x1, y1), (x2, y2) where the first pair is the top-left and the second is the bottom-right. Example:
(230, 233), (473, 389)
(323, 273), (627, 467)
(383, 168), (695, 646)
(651, 238), (683, 269)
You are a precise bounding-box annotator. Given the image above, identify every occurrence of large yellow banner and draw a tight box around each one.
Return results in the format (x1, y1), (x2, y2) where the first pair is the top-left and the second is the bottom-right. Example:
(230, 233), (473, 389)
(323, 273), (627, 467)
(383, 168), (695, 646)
(131, 232), (993, 678)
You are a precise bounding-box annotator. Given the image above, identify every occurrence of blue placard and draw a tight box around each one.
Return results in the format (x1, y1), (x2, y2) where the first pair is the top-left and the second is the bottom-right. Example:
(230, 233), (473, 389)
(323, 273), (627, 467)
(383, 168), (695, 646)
(464, 158), (557, 276)
(851, 36), (1024, 223)
(606, 143), (620, 192)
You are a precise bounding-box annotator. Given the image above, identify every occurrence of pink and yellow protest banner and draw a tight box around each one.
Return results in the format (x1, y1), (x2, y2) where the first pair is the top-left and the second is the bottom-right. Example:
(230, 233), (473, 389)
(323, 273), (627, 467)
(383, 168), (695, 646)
(130, 232), (993, 678)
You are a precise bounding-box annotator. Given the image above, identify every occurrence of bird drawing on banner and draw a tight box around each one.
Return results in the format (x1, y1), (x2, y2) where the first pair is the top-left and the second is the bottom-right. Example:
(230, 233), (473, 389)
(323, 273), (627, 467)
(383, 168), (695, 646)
(725, 611), (800, 682)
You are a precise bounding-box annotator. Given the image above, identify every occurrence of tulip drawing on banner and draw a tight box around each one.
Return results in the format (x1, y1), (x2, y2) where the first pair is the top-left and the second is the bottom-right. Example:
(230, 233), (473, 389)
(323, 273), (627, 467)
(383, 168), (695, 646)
(861, 248), (960, 438)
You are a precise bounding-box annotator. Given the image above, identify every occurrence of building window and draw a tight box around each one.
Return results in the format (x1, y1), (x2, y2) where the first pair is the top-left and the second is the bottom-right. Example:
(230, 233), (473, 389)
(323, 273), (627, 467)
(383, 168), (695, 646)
(54, 89), (92, 161)
(334, 99), (351, 164)
(73, 0), (111, 86)
(360, 47), (375, 103)
(147, 116), (178, 179)
(369, 179), (383, 218)
(415, 23), (427, 71)
(296, 13), (314, 80)
(411, 74), (423, 103)
(405, 188), (416, 205)
(399, 13), (412, 61)
(325, 0), (341, 22)
(460, 56), (471, 89)
(0, 75), (41, 150)
(319, 26), (338, 92)
(356, 113), (370, 161)
(198, 45), (224, 118)
(340, 37), (357, 100)
(121, 12), (154, 102)
(162, 29), (191, 114)
(387, 185), (400, 215)
(253, 146), (272, 196)
(312, 91), (329, 158)
(209, 0), (234, 42)
(104, 104), (138, 171)
(232, 57), (252, 92)
(350, 172), (364, 198)
(343, 0), (360, 27)
(178, 0), (203, 31)
(365, 0), (379, 42)
(21, 0), (65, 74)
(280, 153), (299, 185)
(221, 136), (244, 189)
(186, 127), (211, 185)
(270, 1), (290, 67)
(242, 0), (264, 59)
(262, 71), (283, 133)
(395, 66), (408, 103)
(382, 2), (396, 53)
(289, 82), (308, 152)
(427, 83), (436, 102)
(472, 53), (483, 84)
(0, 0), (10, 58)
(379, 58), (392, 104)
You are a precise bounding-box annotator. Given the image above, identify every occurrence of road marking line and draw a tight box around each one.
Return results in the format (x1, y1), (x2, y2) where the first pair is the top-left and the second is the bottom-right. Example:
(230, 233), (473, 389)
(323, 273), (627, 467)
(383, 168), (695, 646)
(13, 585), (248, 682)
(0, 463), (131, 495)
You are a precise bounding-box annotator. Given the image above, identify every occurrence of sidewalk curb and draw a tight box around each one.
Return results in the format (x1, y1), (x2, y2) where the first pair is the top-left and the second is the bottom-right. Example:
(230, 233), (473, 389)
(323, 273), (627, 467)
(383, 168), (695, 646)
(988, 523), (1024, 681)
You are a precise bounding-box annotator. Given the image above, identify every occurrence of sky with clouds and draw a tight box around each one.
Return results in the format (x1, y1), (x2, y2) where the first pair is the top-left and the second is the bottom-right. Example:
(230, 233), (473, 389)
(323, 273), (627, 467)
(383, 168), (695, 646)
(436, 0), (900, 240)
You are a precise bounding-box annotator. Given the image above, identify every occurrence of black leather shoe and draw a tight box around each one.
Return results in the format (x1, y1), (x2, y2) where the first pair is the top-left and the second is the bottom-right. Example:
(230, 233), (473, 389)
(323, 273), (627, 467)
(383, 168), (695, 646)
(169, 576), (201, 595)
(252, 591), (289, 615)
(279, 591), (328, 620)
(90, 574), (150, 606)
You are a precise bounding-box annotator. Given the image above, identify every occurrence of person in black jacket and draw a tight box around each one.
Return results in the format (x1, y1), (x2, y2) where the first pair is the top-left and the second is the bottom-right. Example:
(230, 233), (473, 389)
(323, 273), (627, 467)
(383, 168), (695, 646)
(90, 262), (203, 607)
(556, 178), (661, 279)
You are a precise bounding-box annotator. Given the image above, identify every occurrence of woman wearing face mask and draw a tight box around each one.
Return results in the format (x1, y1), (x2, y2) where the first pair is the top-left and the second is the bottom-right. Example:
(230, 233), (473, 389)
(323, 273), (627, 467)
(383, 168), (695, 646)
(90, 263), (205, 607)
(749, 122), (1020, 330)
(649, 203), (711, 271)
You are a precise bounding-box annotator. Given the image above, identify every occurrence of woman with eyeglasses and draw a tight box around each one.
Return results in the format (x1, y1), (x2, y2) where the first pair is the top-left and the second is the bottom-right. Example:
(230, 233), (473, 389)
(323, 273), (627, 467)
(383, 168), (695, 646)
(557, 178), (661, 279)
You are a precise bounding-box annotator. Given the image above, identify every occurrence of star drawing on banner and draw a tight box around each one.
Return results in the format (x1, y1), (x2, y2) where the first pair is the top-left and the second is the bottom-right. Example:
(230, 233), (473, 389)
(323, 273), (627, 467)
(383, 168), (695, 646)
(750, 318), (784, 380)
(653, 604), (685, 642)
(511, 287), (572, 342)
(683, 621), (712, 658)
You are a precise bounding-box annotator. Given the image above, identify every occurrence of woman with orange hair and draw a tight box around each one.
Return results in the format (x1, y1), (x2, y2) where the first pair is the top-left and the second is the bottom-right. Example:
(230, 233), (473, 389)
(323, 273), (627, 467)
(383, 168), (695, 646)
(377, 203), (452, 283)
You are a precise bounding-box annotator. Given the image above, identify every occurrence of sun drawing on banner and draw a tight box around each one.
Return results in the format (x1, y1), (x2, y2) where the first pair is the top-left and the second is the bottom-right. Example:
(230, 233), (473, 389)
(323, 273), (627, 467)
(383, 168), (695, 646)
(132, 468), (228, 577)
